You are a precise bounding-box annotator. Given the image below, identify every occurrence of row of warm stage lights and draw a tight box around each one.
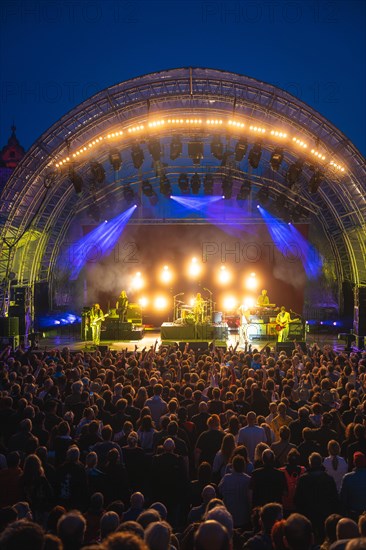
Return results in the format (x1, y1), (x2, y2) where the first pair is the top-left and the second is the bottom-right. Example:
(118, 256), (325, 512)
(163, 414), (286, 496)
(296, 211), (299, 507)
(54, 116), (346, 173)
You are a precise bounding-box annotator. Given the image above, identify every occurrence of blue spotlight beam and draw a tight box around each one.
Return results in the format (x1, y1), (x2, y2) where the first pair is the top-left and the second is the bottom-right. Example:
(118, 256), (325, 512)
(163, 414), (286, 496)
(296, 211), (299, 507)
(257, 206), (322, 278)
(68, 205), (136, 280)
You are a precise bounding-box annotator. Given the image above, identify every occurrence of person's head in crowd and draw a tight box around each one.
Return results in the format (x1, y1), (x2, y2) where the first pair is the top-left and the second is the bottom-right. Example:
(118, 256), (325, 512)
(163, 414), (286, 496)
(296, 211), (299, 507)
(345, 539), (366, 549)
(57, 511), (86, 550)
(322, 514), (343, 547)
(194, 519), (231, 550)
(201, 485), (217, 504)
(308, 452), (323, 470)
(271, 519), (287, 550)
(207, 414), (221, 430)
(262, 448), (275, 467)
(163, 438), (175, 453)
(43, 533), (63, 550)
(136, 508), (161, 529)
(279, 425), (290, 442)
(246, 411), (257, 426)
(336, 518), (360, 541)
(0, 520), (44, 550)
(149, 502), (167, 521)
(205, 498), (225, 514)
(22, 454), (44, 483)
(103, 531), (149, 549)
(198, 461), (212, 484)
(116, 521), (145, 540)
(354, 452), (366, 469)
(254, 443), (269, 465)
(283, 513), (313, 550)
(101, 425), (113, 441)
(204, 505), (233, 539)
(66, 446), (80, 464)
(358, 513), (366, 537)
(129, 492), (145, 510)
(12, 501), (33, 521)
(89, 492), (104, 514)
(260, 503), (283, 535)
(144, 521), (172, 550)
(100, 511), (120, 540)
(46, 506), (67, 535)
(86, 451), (98, 470)
(127, 431), (139, 448)
(7, 451), (21, 469)
(232, 454), (246, 474)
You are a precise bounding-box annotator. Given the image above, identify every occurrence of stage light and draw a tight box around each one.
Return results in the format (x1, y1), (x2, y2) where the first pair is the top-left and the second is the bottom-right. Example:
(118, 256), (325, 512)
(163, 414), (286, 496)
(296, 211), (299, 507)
(245, 272), (258, 290)
(222, 175), (233, 199)
(170, 135), (182, 160)
(270, 148), (284, 171)
(218, 265), (231, 284)
(286, 160), (303, 187)
(243, 296), (255, 308)
(109, 149), (122, 171)
(204, 173), (214, 195)
(223, 296), (237, 311)
(131, 144), (144, 169)
(188, 257), (201, 278)
(188, 141), (204, 165)
(309, 170), (324, 193)
(248, 142), (262, 169)
(190, 173), (201, 194)
(211, 136), (224, 160)
(160, 265), (173, 284)
(154, 296), (168, 310)
(257, 186), (269, 206)
(142, 179), (154, 197)
(148, 139), (161, 162)
(139, 297), (149, 308)
(237, 180), (251, 201)
(68, 168), (83, 194)
(132, 272), (144, 290)
(160, 175), (172, 197)
(123, 185), (135, 203)
(90, 161), (105, 184)
(235, 138), (248, 162)
(178, 173), (189, 193)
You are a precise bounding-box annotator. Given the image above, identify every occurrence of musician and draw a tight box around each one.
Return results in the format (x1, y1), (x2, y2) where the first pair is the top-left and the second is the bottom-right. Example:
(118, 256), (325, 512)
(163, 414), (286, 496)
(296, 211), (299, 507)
(116, 290), (129, 322)
(238, 303), (250, 343)
(90, 303), (104, 346)
(193, 292), (205, 324)
(276, 306), (291, 342)
(257, 289), (270, 307)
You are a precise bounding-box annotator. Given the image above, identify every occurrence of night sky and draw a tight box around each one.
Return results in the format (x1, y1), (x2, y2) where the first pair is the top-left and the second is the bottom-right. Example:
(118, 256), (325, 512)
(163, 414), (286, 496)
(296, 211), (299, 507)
(0, 0), (365, 156)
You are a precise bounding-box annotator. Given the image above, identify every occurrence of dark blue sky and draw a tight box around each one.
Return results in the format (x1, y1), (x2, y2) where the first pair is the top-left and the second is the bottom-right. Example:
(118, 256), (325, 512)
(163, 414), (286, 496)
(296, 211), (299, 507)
(1, 0), (365, 155)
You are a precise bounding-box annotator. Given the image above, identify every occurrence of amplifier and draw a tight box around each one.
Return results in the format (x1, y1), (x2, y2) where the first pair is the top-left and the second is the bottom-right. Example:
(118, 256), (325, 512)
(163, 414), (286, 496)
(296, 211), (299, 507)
(126, 303), (142, 325)
(0, 317), (19, 337)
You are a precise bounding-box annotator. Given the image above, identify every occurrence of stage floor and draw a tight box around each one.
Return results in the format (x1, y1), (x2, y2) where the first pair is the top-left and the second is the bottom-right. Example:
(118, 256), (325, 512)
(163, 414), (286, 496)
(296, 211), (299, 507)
(34, 329), (351, 353)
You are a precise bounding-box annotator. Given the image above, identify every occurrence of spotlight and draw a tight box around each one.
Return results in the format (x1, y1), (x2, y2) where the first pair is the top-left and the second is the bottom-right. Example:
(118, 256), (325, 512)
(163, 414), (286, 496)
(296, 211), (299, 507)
(248, 142), (262, 169)
(188, 257), (201, 278)
(245, 272), (258, 290)
(69, 168), (83, 194)
(218, 265), (231, 284)
(123, 185), (135, 203)
(160, 265), (173, 284)
(204, 173), (214, 195)
(90, 161), (105, 184)
(160, 175), (172, 197)
(178, 173), (189, 193)
(154, 296), (168, 310)
(270, 148), (284, 171)
(109, 149), (122, 171)
(222, 175), (233, 199)
(223, 296), (237, 311)
(132, 272), (144, 290)
(190, 173), (201, 194)
(237, 180), (251, 201)
(131, 144), (144, 169)
(286, 160), (303, 187)
(148, 139), (161, 162)
(188, 141), (204, 165)
(235, 138), (248, 162)
(139, 296), (149, 308)
(257, 186), (269, 205)
(243, 296), (255, 308)
(309, 170), (324, 193)
(211, 136), (224, 160)
(142, 179), (154, 197)
(170, 135), (182, 160)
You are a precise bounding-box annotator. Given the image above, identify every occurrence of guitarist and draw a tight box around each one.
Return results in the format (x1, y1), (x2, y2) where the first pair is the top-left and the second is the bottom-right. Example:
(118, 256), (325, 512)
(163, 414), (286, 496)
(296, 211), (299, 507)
(90, 303), (105, 346)
(276, 306), (291, 342)
(116, 290), (129, 322)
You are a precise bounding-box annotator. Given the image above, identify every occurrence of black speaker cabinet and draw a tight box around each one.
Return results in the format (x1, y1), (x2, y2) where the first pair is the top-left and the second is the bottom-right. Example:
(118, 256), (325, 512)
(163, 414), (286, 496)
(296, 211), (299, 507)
(0, 317), (19, 337)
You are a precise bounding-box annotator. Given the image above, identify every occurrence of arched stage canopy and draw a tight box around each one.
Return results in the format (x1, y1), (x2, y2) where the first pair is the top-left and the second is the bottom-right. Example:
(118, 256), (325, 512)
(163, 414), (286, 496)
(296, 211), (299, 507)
(1, 67), (365, 314)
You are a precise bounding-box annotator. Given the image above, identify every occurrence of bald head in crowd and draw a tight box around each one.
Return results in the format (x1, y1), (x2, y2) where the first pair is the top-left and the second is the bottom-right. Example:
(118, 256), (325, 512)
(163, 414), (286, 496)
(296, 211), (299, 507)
(194, 520), (231, 550)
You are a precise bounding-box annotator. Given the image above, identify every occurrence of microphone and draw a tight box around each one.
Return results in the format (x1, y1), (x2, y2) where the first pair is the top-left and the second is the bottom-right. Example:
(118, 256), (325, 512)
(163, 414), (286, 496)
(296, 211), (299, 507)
(203, 287), (212, 293)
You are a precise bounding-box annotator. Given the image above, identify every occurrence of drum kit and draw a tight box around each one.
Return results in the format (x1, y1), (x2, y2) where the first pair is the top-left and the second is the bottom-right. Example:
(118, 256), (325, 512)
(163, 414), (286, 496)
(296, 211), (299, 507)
(173, 292), (216, 325)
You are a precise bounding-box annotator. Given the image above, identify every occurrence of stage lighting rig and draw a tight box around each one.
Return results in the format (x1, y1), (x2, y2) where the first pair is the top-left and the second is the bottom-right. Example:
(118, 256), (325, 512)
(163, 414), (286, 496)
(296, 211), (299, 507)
(160, 175), (172, 197)
(68, 168), (83, 194)
(90, 161), (105, 184)
(190, 173), (201, 194)
(257, 186), (269, 205)
(148, 139), (161, 162)
(109, 149), (122, 171)
(248, 142), (262, 169)
(204, 173), (214, 195)
(123, 185), (135, 203)
(188, 141), (204, 165)
(237, 180), (251, 201)
(270, 148), (284, 171)
(222, 175), (233, 199)
(87, 202), (100, 222)
(211, 136), (224, 160)
(170, 135), (182, 160)
(309, 169), (324, 193)
(286, 160), (304, 188)
(178, 173), (189, 193)
(131, 144), (144, 169)
(142, 179), (154, 197)
(235, 138), (248, 162)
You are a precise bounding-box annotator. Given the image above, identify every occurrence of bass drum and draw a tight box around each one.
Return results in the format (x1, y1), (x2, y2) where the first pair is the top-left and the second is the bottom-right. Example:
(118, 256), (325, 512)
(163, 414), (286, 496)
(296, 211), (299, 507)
(213, 311), (223, 323)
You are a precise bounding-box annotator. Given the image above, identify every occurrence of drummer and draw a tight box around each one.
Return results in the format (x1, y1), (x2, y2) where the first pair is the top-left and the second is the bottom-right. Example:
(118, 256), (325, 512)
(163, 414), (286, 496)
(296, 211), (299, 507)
(257, 289), (270, 307)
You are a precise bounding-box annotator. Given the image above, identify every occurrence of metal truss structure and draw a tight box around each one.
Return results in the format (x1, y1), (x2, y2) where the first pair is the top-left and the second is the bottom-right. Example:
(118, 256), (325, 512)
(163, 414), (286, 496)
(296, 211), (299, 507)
(1, 67), (365, 314)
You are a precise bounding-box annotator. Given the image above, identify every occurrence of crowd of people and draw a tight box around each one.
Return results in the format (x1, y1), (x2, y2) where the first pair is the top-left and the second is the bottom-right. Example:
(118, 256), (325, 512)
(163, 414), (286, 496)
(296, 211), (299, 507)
(0, 338), (366, 550)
